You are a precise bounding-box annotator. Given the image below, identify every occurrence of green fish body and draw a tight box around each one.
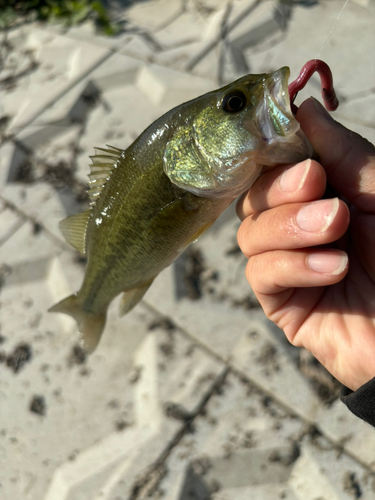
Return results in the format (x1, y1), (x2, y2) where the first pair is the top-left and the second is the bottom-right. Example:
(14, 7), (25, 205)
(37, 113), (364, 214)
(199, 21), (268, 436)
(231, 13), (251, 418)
(50, 67), (312, 352)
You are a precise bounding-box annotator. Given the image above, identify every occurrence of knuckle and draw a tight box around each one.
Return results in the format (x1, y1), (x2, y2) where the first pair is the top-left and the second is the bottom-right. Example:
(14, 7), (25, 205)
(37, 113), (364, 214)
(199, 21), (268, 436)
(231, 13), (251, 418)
(246, 250), (287, 293)
(235, 193), (248, 220)
(236, 219), (250, 254)
(245, 253), (266, 289)
(245, 256), (256, 285)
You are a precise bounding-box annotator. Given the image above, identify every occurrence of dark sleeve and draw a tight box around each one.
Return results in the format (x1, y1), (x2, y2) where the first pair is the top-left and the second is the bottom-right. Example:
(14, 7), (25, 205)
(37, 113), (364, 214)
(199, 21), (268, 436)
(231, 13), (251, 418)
(340, 377), (375, 426)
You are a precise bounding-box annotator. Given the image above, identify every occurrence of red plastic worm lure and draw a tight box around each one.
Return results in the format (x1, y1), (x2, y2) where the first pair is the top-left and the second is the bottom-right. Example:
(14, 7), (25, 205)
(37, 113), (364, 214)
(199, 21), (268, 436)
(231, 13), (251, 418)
(288, 59), (339, 114)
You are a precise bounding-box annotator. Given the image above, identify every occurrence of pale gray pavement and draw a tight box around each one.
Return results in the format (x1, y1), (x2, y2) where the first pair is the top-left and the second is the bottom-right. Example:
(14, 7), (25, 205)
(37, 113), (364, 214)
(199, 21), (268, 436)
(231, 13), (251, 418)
(1, 1), (375, 499)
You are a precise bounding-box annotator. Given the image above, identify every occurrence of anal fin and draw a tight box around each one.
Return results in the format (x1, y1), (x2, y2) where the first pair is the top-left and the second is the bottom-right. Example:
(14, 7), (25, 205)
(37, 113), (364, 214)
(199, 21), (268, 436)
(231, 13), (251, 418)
(119, 280), (154, 317)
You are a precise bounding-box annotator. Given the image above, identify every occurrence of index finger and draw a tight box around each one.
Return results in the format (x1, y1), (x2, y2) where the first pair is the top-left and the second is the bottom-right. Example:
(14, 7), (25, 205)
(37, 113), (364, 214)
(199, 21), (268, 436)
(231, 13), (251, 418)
(236, 158), (326, 220)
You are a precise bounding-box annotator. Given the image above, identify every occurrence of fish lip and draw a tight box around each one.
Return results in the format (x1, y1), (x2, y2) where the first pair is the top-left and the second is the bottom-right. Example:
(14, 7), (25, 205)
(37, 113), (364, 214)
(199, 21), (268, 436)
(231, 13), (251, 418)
(253, 66), (299, 141)
(267, 66), (292, 116)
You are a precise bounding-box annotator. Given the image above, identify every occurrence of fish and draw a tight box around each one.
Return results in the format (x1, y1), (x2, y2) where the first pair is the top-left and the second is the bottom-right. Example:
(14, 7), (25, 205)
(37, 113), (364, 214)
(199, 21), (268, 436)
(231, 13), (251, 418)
(49, 66), (313, 352)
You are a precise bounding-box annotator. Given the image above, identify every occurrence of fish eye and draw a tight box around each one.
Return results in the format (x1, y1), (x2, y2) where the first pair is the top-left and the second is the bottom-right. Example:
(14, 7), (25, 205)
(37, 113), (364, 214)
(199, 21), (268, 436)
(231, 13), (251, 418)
(221, 91), (246, 113)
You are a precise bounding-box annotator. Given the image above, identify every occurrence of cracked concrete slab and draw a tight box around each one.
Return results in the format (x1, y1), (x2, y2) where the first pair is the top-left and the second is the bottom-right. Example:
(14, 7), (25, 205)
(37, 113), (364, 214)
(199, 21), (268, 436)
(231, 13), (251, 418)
(141, 372), (375, 499)
(0, 26), (110, 136)
(2, 263), (225, 499)
(317, 398), (375, 470)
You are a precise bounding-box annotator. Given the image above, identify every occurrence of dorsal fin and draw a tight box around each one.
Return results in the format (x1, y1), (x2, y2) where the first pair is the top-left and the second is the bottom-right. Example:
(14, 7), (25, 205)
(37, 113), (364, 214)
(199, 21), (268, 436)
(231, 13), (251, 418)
(59, 210), (90, 254)
(88, 145), (123, 202)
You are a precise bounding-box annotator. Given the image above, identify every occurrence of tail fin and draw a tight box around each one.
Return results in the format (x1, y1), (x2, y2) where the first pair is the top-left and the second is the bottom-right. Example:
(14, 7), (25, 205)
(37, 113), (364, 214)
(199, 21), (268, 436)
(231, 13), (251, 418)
(49, 294), (106, 353)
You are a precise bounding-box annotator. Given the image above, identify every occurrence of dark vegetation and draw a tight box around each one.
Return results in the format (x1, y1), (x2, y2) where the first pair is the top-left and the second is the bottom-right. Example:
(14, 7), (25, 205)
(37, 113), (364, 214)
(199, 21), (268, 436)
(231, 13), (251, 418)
(0, 0), (117, 34)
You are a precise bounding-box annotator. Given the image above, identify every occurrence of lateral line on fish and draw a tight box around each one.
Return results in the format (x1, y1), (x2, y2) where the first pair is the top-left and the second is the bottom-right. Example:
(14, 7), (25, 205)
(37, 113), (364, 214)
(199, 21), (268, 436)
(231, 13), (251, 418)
(316, 0), (349, 59)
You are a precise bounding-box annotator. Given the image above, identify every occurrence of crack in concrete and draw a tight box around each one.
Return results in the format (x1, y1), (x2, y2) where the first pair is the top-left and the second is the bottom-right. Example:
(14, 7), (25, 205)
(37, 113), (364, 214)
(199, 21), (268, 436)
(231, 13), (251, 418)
(128, 367), (229, 499)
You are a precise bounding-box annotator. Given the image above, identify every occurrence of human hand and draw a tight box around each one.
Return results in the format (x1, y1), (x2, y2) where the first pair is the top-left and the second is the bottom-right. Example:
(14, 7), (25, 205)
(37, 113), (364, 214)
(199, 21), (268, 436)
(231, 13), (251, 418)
(237, 97), (375, 392)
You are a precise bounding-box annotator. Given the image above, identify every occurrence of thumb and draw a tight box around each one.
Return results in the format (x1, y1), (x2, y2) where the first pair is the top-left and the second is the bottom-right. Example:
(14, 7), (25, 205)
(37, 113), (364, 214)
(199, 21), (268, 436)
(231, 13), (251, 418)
(297, 97), (375, 213)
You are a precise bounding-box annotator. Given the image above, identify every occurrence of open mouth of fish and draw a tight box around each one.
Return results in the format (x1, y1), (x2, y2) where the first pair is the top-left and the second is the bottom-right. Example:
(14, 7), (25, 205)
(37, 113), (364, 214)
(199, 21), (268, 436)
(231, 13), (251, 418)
(256, 67), (299, 141)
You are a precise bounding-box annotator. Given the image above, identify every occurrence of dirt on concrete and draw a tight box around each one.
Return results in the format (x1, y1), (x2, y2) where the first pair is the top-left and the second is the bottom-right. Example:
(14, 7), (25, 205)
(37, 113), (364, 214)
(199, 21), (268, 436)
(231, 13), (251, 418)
(5, 342), (32, 373)
(29, 394), (46, 416)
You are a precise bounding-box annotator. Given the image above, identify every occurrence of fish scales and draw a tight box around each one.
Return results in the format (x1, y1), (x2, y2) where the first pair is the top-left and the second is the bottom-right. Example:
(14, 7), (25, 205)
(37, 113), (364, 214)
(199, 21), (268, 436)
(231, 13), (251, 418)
(50, 67), (313, 352)
(82, 144), (228, 313)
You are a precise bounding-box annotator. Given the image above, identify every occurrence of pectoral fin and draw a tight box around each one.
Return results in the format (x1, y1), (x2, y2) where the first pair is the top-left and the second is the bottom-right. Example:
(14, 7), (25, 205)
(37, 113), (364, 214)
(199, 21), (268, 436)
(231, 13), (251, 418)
(119, 280), (154, 317)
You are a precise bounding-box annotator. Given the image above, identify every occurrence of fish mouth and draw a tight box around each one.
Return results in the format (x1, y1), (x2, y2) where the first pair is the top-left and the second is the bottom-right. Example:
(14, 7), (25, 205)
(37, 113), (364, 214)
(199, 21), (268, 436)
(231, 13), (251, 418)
(268, 67), (292, 115)
(255, 66), (300, 141)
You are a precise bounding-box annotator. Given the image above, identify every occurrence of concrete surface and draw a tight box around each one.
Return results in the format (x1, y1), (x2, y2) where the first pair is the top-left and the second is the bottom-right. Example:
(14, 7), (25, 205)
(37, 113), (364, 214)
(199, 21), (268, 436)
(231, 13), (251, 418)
(1, 1), (375, 499)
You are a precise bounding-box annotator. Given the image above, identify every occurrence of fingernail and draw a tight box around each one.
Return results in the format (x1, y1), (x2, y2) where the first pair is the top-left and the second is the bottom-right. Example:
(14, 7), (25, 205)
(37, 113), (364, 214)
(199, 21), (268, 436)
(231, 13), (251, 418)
(280, 159), (311, 192)
(307, 252), (348, 275)
(296, 198), (339, 232)
(311, 96), (334, 122)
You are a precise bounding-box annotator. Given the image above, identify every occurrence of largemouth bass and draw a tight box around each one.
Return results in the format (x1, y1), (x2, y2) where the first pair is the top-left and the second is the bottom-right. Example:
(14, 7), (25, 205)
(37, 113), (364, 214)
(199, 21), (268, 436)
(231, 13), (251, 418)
(50, 66), (312, 352)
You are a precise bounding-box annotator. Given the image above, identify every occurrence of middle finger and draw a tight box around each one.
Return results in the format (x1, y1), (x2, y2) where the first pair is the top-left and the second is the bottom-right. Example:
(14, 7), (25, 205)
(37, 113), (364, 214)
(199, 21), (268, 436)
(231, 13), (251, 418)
(237, 198), (349, 258)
